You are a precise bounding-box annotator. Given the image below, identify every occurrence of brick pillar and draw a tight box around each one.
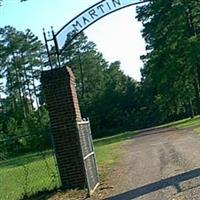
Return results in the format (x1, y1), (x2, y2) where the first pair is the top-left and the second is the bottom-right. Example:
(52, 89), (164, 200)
(41, 67), (86, 189)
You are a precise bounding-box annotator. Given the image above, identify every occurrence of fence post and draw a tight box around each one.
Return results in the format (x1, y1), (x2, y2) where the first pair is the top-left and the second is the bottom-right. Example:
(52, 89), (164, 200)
(41, 67), (86, 189)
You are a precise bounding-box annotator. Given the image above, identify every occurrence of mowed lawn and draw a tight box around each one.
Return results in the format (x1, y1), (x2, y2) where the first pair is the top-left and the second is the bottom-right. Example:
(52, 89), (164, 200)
(1, 116), (200, 200)
(0, 131), (136, 200)
(0, 151), (60, 200)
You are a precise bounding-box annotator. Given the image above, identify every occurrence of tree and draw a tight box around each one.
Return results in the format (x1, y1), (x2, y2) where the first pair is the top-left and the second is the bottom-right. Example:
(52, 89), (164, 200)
(136, 0), (200, 121)
(60, 33), (140, 137)
(0, 26), (49, 154)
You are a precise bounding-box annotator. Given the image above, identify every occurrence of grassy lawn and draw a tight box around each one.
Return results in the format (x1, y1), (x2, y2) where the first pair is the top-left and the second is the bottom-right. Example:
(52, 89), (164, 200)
(0, 151), (60, 200)
(0, 131), (138, 200)
(135, 116), (200, 132)
(163, 115), (200, 133)
(169, 116), (200, 129)
(172, 116), (200, 134)
(94, 130), (138, 166)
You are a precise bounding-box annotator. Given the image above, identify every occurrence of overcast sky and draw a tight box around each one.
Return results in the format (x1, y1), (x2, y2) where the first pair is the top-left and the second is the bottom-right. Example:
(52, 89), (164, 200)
(0, 0), (146, 81)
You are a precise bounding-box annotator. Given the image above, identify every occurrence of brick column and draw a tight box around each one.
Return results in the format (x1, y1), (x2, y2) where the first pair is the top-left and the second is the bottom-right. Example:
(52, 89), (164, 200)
(41, 67), (86, 189)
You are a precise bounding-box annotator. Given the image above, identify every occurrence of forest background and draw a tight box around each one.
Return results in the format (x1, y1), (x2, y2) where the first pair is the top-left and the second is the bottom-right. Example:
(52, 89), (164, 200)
(1, 0), (200, 155)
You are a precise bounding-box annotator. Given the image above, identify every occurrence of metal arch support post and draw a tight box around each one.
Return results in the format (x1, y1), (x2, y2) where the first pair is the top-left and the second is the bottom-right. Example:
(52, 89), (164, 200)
(51, 27), (61, 68)
(43, 29), (54, 70)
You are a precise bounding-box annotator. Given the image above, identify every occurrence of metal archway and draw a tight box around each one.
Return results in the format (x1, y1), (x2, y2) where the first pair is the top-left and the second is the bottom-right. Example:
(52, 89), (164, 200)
(43, 0), (149, 67)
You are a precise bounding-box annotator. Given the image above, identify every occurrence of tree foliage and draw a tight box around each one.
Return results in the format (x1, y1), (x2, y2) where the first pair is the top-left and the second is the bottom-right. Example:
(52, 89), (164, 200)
(136, 0), (200, 121)
(0, 26), (49, 155)
(60, 33), (140, 137)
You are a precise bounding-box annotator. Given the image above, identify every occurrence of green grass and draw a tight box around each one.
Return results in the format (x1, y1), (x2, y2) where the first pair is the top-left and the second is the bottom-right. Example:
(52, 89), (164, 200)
(0, 130), (138, 200)
(139, 116), (200, 130)
(158, 115), (200, 134)
(149, 115), (200, 130)
(193, 127), (200, 134)
(95, 143), (119, 166)
(94, 131), (138, 166)
(145, 116), (200, 130)
(93, 130), (138, 182)
(158, 115), (200, 130)
(172, 116), (200, 129)
(0, 151), (60, 200)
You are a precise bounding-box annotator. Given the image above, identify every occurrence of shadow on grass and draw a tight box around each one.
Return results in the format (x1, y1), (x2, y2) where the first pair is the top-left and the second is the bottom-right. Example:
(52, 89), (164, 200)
(21, 189), (56, 200)
(173, 117), (200, 129)
(94, 116), (200, 147)
(0, 150), (54, 169)
(94, 131), (138, 146)
(105, 168), (200, 200)
(22, 188), (87, 200)
(157, 116), (200, 130)
(94, 127), (176, 147)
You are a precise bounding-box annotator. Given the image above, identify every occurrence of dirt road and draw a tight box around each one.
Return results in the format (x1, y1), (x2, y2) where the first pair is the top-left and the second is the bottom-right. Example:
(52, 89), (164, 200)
(101, 127), (200, 200)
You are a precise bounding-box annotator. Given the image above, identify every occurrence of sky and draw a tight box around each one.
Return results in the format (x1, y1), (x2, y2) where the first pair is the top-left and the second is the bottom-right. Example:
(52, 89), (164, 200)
(0, 0), (146, 81)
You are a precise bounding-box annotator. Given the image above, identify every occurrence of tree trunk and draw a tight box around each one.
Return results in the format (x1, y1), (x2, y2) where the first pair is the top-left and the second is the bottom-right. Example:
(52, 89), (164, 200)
(193, 73), (200, 114)
(185, 4), (200, 114)
(189, 98), (194, 118)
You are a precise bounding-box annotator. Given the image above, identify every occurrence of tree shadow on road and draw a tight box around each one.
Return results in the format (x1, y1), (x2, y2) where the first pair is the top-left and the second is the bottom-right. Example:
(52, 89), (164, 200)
(104, 168), (200, 200)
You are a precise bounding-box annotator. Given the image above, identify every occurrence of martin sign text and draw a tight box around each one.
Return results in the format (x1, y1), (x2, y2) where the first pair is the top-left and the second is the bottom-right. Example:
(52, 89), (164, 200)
(55, 0), (148, 51)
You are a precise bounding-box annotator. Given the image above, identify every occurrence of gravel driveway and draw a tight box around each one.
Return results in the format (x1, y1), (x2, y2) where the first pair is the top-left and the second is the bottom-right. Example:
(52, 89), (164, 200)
(101, 127), (200, 200)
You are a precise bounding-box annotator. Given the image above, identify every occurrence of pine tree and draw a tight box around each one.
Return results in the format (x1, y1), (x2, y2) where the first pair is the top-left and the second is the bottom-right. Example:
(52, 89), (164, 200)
(136, 0), (200, 120)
